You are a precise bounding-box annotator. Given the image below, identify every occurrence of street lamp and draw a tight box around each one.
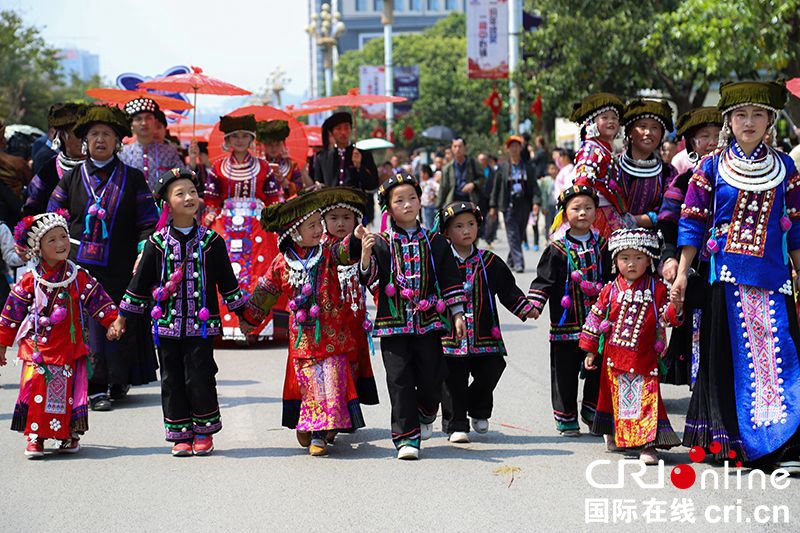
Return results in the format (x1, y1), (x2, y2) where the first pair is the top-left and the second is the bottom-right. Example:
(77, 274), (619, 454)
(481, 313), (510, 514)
(306, 3), (345, 97)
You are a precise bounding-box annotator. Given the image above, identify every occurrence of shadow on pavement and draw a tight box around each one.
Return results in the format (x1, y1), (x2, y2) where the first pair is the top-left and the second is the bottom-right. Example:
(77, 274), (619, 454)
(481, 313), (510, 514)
(218, 395), (281, 408)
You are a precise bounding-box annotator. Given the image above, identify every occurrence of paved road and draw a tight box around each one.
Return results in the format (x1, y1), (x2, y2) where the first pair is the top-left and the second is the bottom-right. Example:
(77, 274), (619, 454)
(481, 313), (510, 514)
(1, 233), (797, 532)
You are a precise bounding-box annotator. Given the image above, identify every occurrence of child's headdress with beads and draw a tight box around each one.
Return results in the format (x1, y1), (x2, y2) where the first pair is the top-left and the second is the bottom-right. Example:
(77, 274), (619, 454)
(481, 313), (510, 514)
(14, 211), (70, 258)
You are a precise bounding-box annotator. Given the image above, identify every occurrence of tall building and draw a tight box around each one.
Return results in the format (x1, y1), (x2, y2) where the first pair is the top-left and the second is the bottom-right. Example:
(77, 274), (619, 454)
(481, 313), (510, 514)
(307, 0), (465, 99)
(57, 48), (100, 82)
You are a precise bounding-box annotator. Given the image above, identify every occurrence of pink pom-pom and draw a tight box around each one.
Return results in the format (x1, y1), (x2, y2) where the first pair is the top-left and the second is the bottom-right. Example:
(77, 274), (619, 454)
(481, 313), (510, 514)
(655, 340), (666, 353)
(288, 299), (298, 311)
(490, 326), (502, 339)
(302, 283), (313, 296)
(295, 309), (307, 323)
(362, 319), (373, 331)
(706, 238), (719, 254)
(32, 351), (43, 365)
(580, 280), (595, 294)
(599, 320), (612, 333)
(435, 299), (447, 314)
(165, 281), (177, 293)
(170, 269), (183, 283)
(88, 204), (99, 216)
(97, 208), (107, 220)
(417, 299), (431, 311)
(38, 316), (51, 327)
(385, 283), (396, 297)
(198, 307), (210, 321)
(595, 282), (603, 292)
(309, 304), (321, 318)
(781, 215), (792, 232)
(152, 288), (164, 301)
(560, 295), (572, 309)
(571, 270), (584, 283)
(50, 307), (67, 324)
(400, 288), (414, 300)
(151, 306), (163, 320)
(55, 208), (70, 222)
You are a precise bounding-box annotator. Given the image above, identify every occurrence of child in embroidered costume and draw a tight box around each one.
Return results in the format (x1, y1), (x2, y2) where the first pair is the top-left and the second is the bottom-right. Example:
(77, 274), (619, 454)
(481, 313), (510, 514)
(354, 174), (467, 460)
(529, 185), (611, 436)
(112, 169), (246, 457)
(240, 188), (368, 457)
(0, 212), (118, 458)
(321, 188), (379, 415)
(580, 228), (682, 464)
(438, 201), (534, 444)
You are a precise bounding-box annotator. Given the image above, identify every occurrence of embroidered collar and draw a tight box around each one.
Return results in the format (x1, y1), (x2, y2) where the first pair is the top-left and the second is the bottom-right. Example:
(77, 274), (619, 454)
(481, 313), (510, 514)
(57, 152), (84, 173)
(450, 244), (476, 263)
(619, 151), (662, 179)
(85, 156), (119, 176)
(390, 222), (424, 240)
(719, 140), (785, 192)
(220, 153), (260, 182)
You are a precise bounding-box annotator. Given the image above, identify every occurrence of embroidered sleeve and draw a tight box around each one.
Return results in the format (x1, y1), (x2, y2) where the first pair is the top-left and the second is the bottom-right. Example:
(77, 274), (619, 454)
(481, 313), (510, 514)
(211, 234), (246, 311)
(0, 277), (33, 346)
(678, 156), (715, 249)
(490, 253), (533, 321)
(528, 245), (560, 312)
(46, 181), (70, 213)
(242, 256), (283, 326)
(357, 235), (383, 288)
(785, 161), (800, 251)
(578, 283), (611, 354)
(332, 234), (358, 267)
(120, 239), (159, 316)
(80, 270), (118, 328)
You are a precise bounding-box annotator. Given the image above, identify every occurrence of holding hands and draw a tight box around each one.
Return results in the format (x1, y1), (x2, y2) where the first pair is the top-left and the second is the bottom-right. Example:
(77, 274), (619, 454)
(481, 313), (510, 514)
(107, 316), (126, 341)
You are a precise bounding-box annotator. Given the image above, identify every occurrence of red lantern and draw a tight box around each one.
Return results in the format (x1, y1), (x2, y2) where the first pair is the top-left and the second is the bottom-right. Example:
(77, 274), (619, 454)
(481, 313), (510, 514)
(483, 86), (503, 135)
(402, 125), (415, 141)
(371, 126), (386, 139)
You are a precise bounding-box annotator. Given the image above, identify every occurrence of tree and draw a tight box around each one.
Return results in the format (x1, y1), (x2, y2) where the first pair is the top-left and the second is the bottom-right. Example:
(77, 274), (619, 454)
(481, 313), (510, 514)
(520, 0), (800, 123)
(333, 13), (508, 148)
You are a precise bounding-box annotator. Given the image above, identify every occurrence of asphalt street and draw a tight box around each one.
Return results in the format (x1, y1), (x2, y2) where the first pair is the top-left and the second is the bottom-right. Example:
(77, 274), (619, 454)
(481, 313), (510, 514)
(0, 232), (797, 532)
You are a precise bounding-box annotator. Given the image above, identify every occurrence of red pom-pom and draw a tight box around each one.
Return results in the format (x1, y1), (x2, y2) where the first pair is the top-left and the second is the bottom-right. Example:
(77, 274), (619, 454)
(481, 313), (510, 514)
(55, 208), (70, 222)
(13, 216), (35, 248)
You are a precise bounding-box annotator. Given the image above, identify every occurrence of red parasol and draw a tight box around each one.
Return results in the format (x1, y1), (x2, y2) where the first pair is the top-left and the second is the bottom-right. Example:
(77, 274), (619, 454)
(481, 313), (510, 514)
(285, 104), (337, 117)
(207, 105), (308, 166)
(303, 125), (323, 147)
(301, 87), (407, 139)
(137, 66), (251, 138)
(788, 78), (800, 99)
(86, 88), (194, 111)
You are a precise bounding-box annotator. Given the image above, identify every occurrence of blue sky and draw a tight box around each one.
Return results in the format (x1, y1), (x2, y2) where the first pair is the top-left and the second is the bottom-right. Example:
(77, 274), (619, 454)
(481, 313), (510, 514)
(2, 0), (311, 115)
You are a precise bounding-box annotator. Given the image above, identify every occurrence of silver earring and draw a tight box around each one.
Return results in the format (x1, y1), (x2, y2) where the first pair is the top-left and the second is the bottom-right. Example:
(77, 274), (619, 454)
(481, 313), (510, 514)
(81, 140), (88, 155)
(585, 122), (599, 138)
(51, 136), (61, 152)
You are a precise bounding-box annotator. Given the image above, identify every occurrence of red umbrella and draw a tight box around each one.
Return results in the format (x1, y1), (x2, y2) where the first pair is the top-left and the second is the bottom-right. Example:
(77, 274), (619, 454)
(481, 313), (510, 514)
(285, 104), (337, 117)
(207, 105), (308, 166)
(301, 87), (407, 139)
(303, 125), (323, 147)
(788, 78), (800, 99)
(86, 88), (194, 111)
(137, 66), (251, 138)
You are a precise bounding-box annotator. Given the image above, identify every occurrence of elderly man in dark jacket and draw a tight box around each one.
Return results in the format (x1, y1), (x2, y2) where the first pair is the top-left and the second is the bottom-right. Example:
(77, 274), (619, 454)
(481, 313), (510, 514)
(436, 138), (485, 209)
(489, 135), (541, 273)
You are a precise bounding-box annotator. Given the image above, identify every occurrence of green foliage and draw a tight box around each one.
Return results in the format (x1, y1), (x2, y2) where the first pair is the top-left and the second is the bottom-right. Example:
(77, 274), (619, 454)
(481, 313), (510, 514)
(0, 10), (103, 129)
(334, 13), (509, 148)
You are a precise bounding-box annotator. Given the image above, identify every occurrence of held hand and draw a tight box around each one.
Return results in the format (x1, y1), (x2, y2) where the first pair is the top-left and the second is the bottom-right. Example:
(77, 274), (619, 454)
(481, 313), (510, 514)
(354, 224), (370, 240)
(0, 345), (7, 366)
(203, 212), (217, 226)
(671, 273), (687, 316)
(352, 148), (362, 169)
(454, 313), (466, 340)
(361, 233), (376, 252)
(15, 244), (30, 262)
(461, 182), (476, 194)
(661, 258), (679, 284)
(528, 308), (540, 320)
(584, 353), (597, 371)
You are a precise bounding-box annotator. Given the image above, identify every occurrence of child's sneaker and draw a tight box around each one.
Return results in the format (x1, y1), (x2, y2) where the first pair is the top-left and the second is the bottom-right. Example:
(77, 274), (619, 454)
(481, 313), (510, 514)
(57, 437), (81, 454)
(171, 442), (192, 457)
(471, 418), (489, 434)
(25, 437), (44, 459)
(420, 422), (433, 441)
(449, 431), (470, 443)
(640, 447), (659, 465)
(397, 445), (419, 460)
(309, 438), (328, 456)
(296, 430), (311, 448)
(192, 435), (214, 456)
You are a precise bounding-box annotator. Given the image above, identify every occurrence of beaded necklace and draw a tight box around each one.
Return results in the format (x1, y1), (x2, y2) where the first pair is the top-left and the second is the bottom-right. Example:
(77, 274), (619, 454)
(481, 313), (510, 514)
(286, 245), (323, 347)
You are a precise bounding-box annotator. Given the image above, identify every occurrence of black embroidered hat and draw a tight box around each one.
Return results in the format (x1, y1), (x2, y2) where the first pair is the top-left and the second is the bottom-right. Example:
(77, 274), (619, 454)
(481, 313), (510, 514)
(124, 97), (160, 118)
(154, 109), (168, 128)
(261, 188), (344, 245)
(622, 99), (674, 133)
(557, 184), (600, 212)
(321, 111), (352, 149)
(717, 80), (788, 114)
(377, 173), (423, 208)
(219, 114), (257, 136)
(153, 168), (200, 203)
(320, 186), (368, 220)
(48, 102), (86, 129)
(256, 119), (291, 144)
(440, 201), (483, 229)
(570, 93), (624, 125)
(72, 104), (132, 139)
(675, 107), (723, 140)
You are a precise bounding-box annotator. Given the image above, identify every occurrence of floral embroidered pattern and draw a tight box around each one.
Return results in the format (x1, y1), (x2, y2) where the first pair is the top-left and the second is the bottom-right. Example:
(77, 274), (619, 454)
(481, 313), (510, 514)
(724, 189), (774, 258)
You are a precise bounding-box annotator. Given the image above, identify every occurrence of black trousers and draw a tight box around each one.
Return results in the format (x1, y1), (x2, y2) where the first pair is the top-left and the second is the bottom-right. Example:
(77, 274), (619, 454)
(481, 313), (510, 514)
(157, 337), (221, 442)
(380, 332), (446, 449)
(441, 355), (506, 433)
(550, 341), (599, 428)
